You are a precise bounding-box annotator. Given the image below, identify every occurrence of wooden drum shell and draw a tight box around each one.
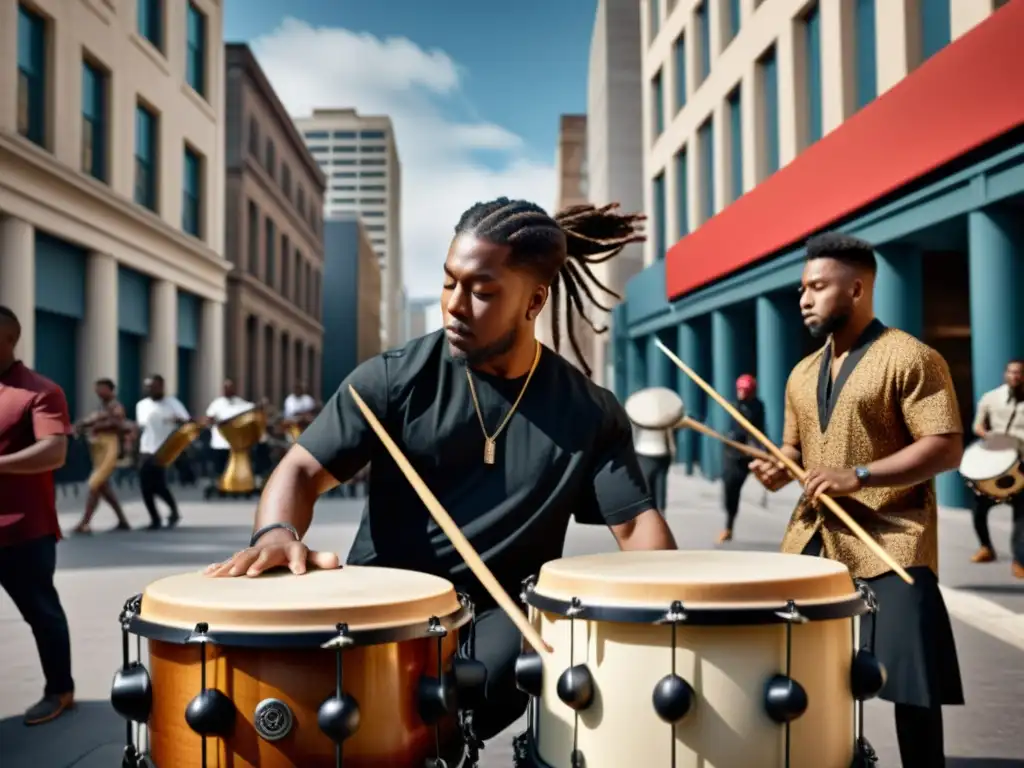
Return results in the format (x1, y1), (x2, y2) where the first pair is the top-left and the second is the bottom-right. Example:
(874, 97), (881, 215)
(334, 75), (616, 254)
(146, 633), (460, 768)
(530, 609), (855, 768)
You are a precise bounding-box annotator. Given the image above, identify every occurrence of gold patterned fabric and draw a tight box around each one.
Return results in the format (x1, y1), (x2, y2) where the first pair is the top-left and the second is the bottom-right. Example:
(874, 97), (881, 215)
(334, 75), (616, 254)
(779, 320), (963, 579)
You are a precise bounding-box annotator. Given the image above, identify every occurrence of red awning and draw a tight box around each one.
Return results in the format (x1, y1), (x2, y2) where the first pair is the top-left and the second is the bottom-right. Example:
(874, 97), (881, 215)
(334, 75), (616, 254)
(666, 0), (1024, 300)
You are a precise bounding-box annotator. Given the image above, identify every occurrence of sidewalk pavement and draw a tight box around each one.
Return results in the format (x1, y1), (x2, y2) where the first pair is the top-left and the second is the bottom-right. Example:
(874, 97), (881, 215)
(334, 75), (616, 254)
(0, 469), (1022, 766)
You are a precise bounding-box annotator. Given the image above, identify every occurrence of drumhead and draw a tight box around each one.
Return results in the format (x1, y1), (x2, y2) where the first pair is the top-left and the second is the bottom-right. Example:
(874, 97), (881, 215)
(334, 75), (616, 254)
(139, 567), (462, 633)
(533, 551), (856, 607)
(624, 387), (684, 430)
(960, 434), (1021, 481)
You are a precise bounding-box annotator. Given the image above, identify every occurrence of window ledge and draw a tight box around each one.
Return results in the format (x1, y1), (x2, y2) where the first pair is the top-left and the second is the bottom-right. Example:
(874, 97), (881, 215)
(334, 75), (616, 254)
(182, 82), (215, 121)
(131, 33), (171, 77)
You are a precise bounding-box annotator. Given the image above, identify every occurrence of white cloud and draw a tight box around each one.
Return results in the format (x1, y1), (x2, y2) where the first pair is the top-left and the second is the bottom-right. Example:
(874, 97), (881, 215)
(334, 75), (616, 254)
(250, 18), (557, 300)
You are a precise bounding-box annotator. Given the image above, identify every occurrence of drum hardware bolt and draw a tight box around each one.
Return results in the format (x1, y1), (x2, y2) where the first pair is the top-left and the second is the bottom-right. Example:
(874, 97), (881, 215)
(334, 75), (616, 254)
(413, 618), (451, 765)
(519, 575), (537, 605)
(774, 599), (808, 625)
(318, 621), (361, 767)
(321, 623), (355, 650)
(566, 596), (584, 618)
(426, 616), (449, 637)
(185, 622), (236, 766)
(851, 736), (879, 767)
(660, 599), (687, 624)
(514, 652), (544, 698)
(854, 581), (879, 615)
(653, 619), (696, 726)
(253, 698), (294, 742)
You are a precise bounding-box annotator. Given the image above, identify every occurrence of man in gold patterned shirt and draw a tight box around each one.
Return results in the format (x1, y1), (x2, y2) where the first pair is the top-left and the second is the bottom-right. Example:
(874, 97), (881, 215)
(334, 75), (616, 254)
(750, 232), (965, 768)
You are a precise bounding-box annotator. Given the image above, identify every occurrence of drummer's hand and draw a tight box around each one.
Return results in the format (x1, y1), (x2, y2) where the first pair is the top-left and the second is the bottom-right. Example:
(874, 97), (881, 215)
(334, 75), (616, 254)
(204, 534), (340, 577)
(749, 458), (792, 492)
(803, 467), (861, 503)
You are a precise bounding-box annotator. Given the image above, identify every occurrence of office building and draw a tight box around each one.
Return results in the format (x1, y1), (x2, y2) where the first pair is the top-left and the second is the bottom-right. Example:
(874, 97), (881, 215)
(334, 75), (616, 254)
(294, 108), (403, 349)
(586, 0), (646, 387)
(405, 296), (438, 340)
(537, 115), (592, 372)
(617, 0), (1020, 509)
(321, 215), (381, 396)
(224, 44), (325, 405)
(0, 0), (228, 482)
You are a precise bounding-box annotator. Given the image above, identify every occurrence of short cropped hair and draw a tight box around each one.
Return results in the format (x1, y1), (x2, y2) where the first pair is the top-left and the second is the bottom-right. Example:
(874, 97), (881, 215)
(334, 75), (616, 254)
(805, 232), (877, 273)
(0, 305), (21, 336)
(96, 378), (116, 389)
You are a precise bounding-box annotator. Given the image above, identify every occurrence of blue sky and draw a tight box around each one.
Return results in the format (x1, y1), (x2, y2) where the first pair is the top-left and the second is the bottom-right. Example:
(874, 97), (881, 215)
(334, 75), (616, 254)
(224, 0), (598, 299)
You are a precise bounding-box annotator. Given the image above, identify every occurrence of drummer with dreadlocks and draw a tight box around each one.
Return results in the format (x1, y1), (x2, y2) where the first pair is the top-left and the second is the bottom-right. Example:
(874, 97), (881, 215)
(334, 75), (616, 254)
(207, 198), (678, 753)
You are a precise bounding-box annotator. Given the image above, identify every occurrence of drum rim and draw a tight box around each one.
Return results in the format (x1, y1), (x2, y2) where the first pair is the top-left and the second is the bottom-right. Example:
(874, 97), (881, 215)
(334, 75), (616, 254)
(521, 580), (870, 625)
(120, 591), (474, 648)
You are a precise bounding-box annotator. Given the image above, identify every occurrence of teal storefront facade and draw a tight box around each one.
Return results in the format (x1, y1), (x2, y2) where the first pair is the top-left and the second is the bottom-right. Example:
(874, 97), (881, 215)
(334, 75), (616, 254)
(177, 290), (201, 415)
(118, 265), (151, 418)
(614, 134), (1024, 510)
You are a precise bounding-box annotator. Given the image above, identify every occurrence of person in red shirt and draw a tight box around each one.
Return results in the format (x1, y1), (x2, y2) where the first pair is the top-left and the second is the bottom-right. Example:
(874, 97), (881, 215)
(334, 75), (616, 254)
(0, 306), (76, 725)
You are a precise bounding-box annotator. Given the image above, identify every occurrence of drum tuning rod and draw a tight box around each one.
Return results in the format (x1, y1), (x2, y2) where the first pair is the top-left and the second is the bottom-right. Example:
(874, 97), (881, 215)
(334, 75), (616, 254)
(654, 339), (915, 586)
(676, 416), (773, 462)
(348, 385), (553, 655)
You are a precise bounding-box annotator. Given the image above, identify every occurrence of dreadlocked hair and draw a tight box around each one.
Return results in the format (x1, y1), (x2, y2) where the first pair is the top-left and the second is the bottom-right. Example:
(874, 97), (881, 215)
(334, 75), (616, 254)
(454, 197), (646, 378)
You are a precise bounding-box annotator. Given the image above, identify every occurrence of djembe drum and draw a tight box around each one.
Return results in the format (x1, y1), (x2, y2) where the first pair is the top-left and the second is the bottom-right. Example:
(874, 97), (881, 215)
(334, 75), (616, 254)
(512, 551), (885, 768)
(153, 422), (203, 468)
(215, 406), (267, 494)
(110, 567), (487, 767)
(87, 431), (120, 492)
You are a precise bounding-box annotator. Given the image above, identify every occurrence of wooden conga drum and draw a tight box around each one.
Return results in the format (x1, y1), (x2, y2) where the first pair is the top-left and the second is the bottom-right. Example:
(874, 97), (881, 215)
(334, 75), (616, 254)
(512, 551), (885, 768)
(110, 568), (483, 767)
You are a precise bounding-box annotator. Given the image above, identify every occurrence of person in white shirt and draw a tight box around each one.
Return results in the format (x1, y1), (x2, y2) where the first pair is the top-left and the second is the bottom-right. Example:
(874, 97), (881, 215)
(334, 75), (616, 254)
(135, 375), (190, 530)
(203, 379), (255, 476)
(282, 381), (317, 427)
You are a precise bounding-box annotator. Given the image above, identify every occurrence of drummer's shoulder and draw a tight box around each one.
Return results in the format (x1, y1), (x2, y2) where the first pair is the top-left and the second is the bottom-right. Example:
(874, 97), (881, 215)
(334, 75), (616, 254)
(353, 330), (446, 388)
(882, 329), (955, 377)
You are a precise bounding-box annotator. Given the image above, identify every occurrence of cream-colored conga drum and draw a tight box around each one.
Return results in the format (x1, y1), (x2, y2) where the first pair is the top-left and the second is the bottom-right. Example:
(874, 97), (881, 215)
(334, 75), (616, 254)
(625, 387), (684, 457)
(512, 551), (884, 768)
(960, 433), (1024, 502)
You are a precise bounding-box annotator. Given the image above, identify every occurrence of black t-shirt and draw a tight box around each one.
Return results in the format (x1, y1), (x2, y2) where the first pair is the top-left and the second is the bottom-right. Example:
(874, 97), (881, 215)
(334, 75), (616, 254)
(298, 330), (653, 609)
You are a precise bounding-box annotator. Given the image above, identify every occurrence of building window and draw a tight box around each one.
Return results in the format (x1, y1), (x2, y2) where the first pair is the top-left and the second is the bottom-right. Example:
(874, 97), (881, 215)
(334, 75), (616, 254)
(265, 218), (276, 286)
(182, 146), (202, 237)
(852, 0), (877, 111)
(137, 0), (163, 51)
(297, 187), (306, 216)
(305, 130), (329, 140)
(696, 2), (711, 83)
(651, 70), (664, 141)
(759, 46), (780, 178)
(134, 103), (158, 211)
(725, 0), (741, 45)
(361, 158), (387, 166)
(803, 3), (822, 146)
(362, 171), (386, 178)
(360, 130), (386, 139)
(333, 130), (357, 139)
(265, 138), (275, 176)
(649, 0), (660, 41)
(282, 165), (292, 198)
(674, 34), (687, 113)
(81, 59), (107, 182)
(919, 0), (951, 63)
(727, 87), (742, 202)
(17, 4), (47, 147)
(248, 116), (259, 156)
(185, 2), (206, 97)
(361, 145), (386, 153)
(247, 201), (259, 275)
(281, 235), (290, 296)
(675, 148), (689, 237)
(652, 173), (666, 260)
(698, 117), (714, 222)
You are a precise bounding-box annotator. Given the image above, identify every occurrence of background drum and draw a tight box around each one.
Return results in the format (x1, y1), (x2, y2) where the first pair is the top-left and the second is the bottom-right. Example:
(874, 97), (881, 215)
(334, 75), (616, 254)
(959, 433), (1024, 502)
(111, 567), (486, 768)
(86, 431), (120, 492)
(214, 406), (266, 496)
(512, 551), (884, 768)
(153, 422), (203, 468)
(624, 387), (683, 457)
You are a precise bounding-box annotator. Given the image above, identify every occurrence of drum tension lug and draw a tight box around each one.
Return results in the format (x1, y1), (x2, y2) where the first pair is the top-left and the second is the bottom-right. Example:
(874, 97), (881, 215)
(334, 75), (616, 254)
(318, 623), (362, 751)
(185, 622), (236, 742)
(418, 617), (453, 726)
(519, 575), (537, 605)
(660, 599), (687, 624)
(774, 599), (809, 625)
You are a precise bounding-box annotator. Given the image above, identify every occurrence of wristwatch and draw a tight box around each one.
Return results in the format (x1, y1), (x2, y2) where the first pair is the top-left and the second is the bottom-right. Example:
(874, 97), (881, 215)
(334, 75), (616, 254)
(854, 466), (871, 486)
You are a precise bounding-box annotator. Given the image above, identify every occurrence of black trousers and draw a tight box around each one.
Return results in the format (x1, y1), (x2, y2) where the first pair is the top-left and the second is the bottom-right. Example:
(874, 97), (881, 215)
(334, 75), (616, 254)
(637, 454), (671, 513)
(721, 459), (749, 530)
(971, 491), (1024, 563)
(459, 606), (528, 741)
(0, 535), (74, 696)
(139, 455), (178, 524)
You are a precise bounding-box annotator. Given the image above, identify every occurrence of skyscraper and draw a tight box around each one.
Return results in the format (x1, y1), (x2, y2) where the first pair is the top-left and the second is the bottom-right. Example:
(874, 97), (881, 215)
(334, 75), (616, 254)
(294, 108), (403, 347)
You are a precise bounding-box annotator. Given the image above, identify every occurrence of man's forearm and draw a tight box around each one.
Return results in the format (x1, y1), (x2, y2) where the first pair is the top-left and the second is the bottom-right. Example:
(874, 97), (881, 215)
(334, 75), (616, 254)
(0, 437), (67, 474)
(863, 434), (962, 489)
(253, 459), (327, 539)
(613, 509), (678, 551)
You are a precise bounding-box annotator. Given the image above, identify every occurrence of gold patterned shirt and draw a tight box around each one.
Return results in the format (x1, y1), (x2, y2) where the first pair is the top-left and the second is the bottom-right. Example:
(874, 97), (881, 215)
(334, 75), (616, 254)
(779, 319), (962, 579)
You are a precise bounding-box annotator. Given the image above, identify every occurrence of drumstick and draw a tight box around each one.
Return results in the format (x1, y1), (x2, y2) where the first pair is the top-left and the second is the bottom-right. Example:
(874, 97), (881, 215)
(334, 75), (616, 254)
(677, 416), (774, 462)
(654, 339), (915, 586)
(348, 385), (553, 655)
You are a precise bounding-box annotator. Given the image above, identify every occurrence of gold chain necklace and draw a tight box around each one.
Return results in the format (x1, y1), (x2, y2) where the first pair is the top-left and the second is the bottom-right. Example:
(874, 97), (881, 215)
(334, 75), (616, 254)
(465, 342), (542, 465)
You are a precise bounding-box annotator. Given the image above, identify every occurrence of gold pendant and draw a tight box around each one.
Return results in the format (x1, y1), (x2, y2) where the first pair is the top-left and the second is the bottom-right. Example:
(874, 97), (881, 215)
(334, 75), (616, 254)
(484, 438), (496, 465)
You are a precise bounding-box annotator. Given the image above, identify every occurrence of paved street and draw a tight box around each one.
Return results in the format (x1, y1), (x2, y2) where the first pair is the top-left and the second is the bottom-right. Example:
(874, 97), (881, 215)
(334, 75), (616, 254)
(2, 469), (1023, 766)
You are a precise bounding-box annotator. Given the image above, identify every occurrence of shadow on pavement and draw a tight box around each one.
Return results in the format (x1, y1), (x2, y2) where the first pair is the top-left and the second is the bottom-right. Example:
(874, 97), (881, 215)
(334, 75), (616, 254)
(948, 760), (1024, 767)
(0, 700), (123, 768)
(56, 524), (254, 570)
